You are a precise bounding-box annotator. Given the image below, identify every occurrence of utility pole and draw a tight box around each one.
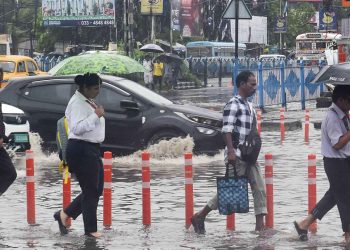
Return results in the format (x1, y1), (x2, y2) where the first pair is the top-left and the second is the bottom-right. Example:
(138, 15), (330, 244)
(128, 0), (133, 56)
(123, 0), (129, 55)
(150, 3), (155, 43)
(170, 1), (173, 53)
(279, 0), (282, 54)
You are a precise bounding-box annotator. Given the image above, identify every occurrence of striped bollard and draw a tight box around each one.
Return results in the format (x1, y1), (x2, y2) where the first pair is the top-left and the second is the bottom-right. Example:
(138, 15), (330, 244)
(308, 154), (317, 233)
(103, 151), (113, 229)
(280, 108), (285, 142)
(26, 150), (35, 225)
(142, 152), (151, 226)
(305, 109), (310, 143)
(184, 153), (194, 229)
(265, 153), (274, 228)
(257, 109), (262, 135)
(226, 214), (235, 231)
(62, 168), (71, 227)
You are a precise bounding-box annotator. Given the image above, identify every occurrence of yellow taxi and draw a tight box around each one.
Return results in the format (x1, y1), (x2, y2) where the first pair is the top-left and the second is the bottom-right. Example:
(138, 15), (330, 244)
(0, 55), (47, 87)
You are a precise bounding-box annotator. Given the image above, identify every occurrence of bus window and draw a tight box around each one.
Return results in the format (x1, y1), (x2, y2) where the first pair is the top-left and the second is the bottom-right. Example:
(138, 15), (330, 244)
(187, 47), (211, 57)
(298, 42), (312, 50)
(316, 42), (327, 49)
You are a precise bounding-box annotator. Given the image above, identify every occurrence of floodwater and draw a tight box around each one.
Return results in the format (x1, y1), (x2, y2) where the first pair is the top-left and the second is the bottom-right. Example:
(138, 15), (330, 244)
(0, 90), (348, 249)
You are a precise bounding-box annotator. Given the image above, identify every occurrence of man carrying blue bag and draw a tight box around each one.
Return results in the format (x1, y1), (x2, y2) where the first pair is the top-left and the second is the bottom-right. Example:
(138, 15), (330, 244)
(191, 70), (267, 234)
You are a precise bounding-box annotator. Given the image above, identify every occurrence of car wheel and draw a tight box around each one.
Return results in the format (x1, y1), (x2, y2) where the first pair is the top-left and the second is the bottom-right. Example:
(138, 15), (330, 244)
(148, 130), (184, 146)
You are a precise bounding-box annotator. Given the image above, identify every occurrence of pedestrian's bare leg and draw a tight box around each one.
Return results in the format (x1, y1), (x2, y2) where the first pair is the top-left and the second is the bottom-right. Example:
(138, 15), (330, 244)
(296, 214), (316, 230)
(255, 214), (265, 231)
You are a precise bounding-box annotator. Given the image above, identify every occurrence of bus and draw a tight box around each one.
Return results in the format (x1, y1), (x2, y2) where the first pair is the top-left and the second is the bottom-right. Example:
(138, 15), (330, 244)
(295, 32), (342, 65)
(185, 41), (246, 59)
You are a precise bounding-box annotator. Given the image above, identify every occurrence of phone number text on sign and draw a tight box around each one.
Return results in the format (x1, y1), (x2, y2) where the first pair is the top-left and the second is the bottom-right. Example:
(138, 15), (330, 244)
(80, 20), (114, 26)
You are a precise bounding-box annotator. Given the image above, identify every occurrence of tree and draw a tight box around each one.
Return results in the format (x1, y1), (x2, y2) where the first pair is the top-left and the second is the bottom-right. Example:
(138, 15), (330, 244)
(284, 3), (316, 48)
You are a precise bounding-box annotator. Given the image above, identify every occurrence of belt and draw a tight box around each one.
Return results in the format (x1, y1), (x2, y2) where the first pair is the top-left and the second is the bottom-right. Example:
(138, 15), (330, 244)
(69, 139), (100, 146)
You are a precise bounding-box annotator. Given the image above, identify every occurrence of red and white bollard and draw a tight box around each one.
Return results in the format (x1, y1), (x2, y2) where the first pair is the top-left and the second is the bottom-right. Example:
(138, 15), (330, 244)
(257, 109), (262, 136)
(308, 154), (317, 233)
(280, 108), (285, 142)
(62, 168), (71, 227)
(142, 152), (151, 226)
(265, 153), (274, 228)
(184, 153), (194, 229)
(26, 150), (35, 225)
(226, 214), (235, 231)
(103, 151), (113, 229)
(305, 109), (310, 143)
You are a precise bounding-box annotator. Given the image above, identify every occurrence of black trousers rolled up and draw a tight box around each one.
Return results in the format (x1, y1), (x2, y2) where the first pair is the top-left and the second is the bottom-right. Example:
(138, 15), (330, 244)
(0, 147), (17, 195)
(64, 139), (104, 234)
(312, 157), (350, 232)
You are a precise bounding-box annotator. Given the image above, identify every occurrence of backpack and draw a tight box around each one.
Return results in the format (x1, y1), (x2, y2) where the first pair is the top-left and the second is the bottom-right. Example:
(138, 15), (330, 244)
(56, 116), (69, 173)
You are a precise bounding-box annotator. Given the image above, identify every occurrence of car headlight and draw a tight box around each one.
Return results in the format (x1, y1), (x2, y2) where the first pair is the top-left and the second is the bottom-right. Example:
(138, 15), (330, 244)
(174, 112), (222, 128)
(196, 127), (215, 135)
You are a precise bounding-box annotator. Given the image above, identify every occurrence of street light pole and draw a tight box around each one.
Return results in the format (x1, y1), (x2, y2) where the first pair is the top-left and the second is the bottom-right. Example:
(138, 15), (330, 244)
(234, 0), (239, 60)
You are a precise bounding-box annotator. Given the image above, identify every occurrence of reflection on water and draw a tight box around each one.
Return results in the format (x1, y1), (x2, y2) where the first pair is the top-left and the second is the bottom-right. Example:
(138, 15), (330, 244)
(0, 108), (349, 249)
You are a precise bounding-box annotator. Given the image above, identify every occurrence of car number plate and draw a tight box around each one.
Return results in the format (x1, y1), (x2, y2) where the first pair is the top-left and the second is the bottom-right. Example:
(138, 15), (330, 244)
(14, 133), (29, 143)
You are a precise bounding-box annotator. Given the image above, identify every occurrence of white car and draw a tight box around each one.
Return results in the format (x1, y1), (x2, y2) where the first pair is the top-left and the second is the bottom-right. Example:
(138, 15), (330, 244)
(2, 103), (30, 152)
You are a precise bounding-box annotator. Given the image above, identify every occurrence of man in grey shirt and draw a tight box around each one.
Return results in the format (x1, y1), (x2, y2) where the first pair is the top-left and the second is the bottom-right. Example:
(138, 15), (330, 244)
(294, 85), (350, 244)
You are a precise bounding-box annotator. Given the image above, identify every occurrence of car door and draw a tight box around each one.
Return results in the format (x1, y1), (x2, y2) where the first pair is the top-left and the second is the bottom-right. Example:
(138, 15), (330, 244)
(17, 79), (75, 145)
(25, 60), (40, 76)
(16, 61), (28, 77)
(95, 83), (143, 152)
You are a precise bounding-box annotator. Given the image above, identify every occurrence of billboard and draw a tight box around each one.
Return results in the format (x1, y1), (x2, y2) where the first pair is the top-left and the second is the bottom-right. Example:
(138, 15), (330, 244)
(319, 9), (337, 32)
(180, 0), (203, 37)
(141, 0), (164, 15)
(274, 15), (287, 33)
(42, 0), (115, 26)
(230, 16), (267, 44)
(171, 0), (181, 31)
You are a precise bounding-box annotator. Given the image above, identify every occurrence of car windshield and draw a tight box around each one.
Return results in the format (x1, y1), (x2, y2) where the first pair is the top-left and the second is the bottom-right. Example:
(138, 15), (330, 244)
(117, 79), (173, 105)
(0, 61), (15, 73)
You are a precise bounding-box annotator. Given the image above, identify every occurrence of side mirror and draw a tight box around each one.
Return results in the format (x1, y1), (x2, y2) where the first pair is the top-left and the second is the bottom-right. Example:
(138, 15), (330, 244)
(120, 100), (139, 111)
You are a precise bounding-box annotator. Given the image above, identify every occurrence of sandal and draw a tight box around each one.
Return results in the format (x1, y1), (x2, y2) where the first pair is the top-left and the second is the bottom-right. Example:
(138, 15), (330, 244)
(293, 221), (308, 241)
(54, 210), (68, 235)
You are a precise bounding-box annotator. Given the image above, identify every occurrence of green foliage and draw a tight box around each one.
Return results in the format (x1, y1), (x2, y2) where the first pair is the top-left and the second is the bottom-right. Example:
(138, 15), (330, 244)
(180, 63), (201, 87)
(284, 3), (316, 48)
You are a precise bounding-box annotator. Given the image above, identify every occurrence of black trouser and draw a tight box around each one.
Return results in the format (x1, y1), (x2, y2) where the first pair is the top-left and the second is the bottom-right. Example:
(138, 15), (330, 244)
(312, 157), (350, 232)
(64, 139), (104, 234)
(153, 76), (162, 91)
(0, 147), (17, 195)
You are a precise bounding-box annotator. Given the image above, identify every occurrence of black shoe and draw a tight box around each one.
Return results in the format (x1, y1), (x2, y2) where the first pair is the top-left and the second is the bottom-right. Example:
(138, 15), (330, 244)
(293, 221), (308, 241)
(191, 214), (205, 234)
(54, 210), (68, 235)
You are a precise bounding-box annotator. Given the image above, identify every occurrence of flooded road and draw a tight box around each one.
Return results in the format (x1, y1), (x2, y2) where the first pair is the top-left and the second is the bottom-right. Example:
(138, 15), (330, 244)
(0, 90), (347, 249)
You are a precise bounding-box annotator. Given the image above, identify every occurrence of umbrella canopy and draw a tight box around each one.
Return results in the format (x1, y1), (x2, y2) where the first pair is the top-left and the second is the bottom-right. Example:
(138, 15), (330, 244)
(48, 52), (145, 76)
(140, 44), (164, 53)
(311, 62), (350, 85)
(155, 53), (183, 63)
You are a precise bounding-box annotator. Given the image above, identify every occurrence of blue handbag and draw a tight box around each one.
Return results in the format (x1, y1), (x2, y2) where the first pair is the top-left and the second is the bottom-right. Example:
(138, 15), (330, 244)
(217, 162), (249, 215)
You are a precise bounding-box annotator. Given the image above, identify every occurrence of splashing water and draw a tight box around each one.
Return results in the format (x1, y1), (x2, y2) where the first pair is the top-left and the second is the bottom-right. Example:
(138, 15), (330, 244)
(143, 135), (195, 159)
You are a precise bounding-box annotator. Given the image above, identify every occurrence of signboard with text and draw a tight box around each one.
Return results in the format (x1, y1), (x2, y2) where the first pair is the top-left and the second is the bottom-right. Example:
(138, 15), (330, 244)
(180, 0), (203, 37)
(42, 0), (115, 26)
(342, 0), (350, 6)
(141, 0), (164, 15)
(319, 9), (337, 32)
(274, 16), (287, 33)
